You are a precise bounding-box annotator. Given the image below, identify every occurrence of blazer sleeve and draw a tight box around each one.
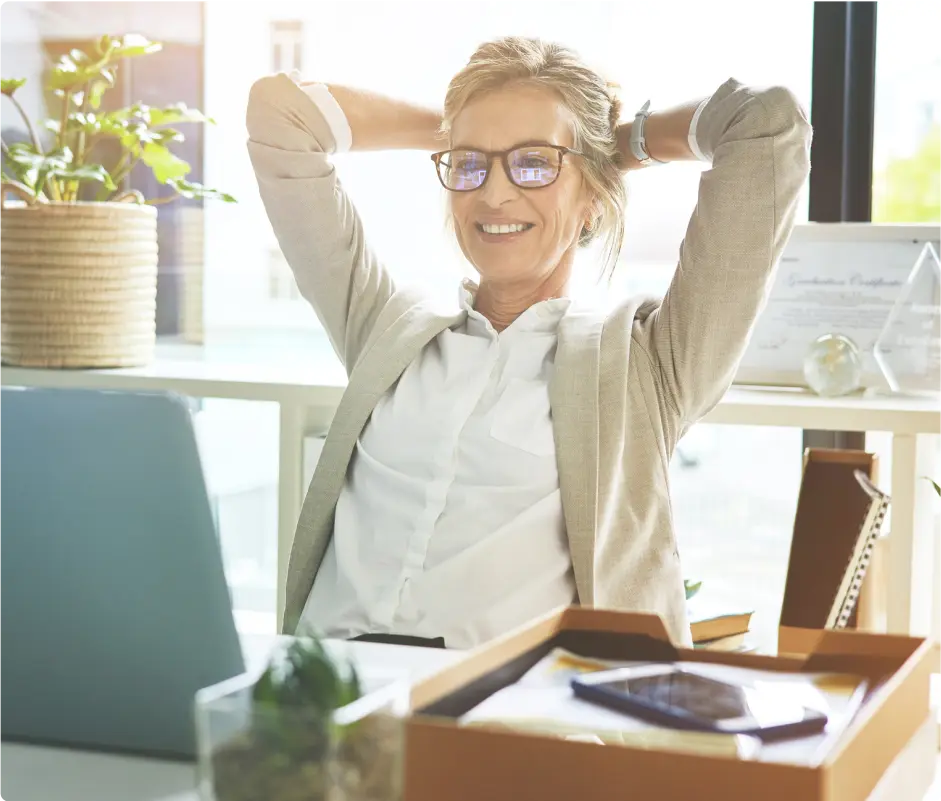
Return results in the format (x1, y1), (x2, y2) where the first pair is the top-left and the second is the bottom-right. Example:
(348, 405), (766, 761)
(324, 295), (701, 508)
(246, 73), (396, 373)
(638, 78), (813, 425)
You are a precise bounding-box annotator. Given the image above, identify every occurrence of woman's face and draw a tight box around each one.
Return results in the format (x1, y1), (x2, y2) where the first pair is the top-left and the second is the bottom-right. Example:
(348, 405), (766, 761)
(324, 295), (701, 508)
(448, 83), (594, 288)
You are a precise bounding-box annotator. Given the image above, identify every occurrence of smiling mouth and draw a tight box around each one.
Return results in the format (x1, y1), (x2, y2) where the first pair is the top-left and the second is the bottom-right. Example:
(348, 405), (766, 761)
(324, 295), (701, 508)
(475, 222), (535, 236)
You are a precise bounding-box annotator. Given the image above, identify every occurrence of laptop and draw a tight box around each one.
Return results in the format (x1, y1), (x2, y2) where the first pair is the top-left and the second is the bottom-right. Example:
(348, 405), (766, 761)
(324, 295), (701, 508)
(1, 387), (246, 760)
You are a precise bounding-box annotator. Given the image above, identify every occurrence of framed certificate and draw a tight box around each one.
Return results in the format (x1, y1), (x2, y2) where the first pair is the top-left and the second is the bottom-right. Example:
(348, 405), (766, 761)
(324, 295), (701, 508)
(735, 223), (941, 390)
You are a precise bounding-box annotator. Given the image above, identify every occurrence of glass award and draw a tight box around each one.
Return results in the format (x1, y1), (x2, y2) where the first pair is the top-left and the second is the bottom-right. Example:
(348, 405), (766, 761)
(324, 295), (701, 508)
(873, 242), (941, 394)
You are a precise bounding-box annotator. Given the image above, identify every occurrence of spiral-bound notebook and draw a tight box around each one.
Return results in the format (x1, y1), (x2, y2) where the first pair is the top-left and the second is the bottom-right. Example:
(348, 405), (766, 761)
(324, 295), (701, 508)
(825, 470), (891, 629)
(780, 449), (891, 632)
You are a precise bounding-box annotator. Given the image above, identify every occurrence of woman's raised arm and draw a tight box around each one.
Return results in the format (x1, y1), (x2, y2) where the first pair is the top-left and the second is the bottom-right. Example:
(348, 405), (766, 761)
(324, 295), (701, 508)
(245, 74), (444, 372)
(622, 79), (812, 429)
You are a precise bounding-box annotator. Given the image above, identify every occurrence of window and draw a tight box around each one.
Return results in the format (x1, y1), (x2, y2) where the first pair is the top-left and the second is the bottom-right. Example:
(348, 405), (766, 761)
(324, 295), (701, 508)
(871, 2), (941, 223)
(270, 20), (303, 74)
(869, 3), (940, 642)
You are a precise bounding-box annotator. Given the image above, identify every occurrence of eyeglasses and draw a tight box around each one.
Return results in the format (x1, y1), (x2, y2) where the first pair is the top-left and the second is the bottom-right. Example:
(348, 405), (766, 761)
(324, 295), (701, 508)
(430, 144), (584, 192)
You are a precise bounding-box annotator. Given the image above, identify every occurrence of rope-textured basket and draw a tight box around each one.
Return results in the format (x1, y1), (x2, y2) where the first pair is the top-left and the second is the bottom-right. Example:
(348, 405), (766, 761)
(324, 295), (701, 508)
(1, 196), (159, 368)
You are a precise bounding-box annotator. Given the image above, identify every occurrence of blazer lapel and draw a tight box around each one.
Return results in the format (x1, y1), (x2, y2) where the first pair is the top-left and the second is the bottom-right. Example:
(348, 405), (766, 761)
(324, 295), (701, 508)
(285, 300), (461, 630)
(551, 309), (603, 606)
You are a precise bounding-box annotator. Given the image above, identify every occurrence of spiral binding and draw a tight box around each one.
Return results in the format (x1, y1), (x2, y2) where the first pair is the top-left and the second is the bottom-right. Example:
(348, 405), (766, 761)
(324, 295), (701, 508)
(832, 471), (891, 630)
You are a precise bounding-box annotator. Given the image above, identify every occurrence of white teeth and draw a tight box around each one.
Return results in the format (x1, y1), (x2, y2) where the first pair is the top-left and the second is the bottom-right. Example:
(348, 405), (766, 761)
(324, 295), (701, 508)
(481, 223), (529, 234)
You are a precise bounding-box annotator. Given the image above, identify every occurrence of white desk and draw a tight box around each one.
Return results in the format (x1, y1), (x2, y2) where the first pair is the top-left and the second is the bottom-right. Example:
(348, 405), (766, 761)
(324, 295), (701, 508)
(1, 639), (938, 801)
(3, 356), (938, 636)
(0, 638), (461, 801)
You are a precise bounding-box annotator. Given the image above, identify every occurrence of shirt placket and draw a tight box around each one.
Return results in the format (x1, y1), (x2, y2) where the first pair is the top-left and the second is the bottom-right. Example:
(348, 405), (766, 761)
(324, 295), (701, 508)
(382, 328), (500, 631)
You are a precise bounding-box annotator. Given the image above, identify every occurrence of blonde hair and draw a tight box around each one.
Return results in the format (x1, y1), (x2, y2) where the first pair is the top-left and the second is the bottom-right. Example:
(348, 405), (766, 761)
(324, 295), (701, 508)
(441, 36), (626, 281)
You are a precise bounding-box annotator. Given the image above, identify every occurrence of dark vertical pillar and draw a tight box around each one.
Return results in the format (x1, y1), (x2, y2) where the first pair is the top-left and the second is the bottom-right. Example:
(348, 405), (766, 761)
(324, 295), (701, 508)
(805, 1), (878, 452)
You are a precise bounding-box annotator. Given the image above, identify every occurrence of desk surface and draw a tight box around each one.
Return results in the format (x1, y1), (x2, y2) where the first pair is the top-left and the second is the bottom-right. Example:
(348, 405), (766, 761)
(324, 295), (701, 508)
(0, 357), (347, 406)
(2, 638), (938, 801)
(3, 348), (938, 434)
(0, 638), (460, 801)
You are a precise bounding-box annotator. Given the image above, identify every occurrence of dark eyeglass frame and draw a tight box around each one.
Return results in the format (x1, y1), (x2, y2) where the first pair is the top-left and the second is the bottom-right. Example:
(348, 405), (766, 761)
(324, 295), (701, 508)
(430, 143), (584, 192)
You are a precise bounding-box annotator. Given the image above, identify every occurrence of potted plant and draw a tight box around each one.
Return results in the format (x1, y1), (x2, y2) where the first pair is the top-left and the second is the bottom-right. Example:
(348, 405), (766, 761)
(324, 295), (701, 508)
(196, 635), (406, 801)
(1, 34), (233, 368)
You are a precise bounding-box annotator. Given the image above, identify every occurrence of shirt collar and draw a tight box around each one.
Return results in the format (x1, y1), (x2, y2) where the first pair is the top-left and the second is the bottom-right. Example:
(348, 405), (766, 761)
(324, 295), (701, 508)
(458, 278), (572, 335)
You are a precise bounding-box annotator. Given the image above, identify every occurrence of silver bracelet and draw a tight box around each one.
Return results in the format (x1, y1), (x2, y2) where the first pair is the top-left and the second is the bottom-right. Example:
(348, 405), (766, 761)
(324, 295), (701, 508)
(630, 100), (666, 166)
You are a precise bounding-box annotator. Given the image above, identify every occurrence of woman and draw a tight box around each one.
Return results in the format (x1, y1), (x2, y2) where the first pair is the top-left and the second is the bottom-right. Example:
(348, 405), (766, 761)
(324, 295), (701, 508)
(247, 37), (812, 648)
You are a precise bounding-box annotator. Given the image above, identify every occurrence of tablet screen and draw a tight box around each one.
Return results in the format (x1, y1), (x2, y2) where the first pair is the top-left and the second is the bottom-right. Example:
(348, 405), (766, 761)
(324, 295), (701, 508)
(606, 671), (753, 722)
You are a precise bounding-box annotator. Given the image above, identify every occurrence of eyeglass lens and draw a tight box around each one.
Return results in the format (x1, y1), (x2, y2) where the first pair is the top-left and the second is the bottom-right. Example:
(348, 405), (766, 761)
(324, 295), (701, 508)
(438, 146), (563, 190)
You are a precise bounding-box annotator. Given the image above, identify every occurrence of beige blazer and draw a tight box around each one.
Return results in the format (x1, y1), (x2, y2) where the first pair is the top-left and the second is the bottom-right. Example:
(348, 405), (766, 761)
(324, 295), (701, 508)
(246, 74), (812, 644)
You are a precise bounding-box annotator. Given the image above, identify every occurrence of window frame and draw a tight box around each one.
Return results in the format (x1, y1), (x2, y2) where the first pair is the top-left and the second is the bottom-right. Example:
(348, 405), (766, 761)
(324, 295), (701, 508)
(804, 0), (878, 453)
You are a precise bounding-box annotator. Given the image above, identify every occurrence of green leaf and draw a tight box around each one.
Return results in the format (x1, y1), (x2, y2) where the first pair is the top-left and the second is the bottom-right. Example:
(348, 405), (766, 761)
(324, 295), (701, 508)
(109, 34), (162, 59)
(929, 478), (941, 497)
(7, 143), (72, 180)
(1, 77), (27, 96)
(251, 670), (278, 706)
(37, 149), (74, 192)
(50, 110), (119, 139)
(88, 69), (115, 109)
(96, 34), (115, 57)
(126, 127), (185, 151)
(49, 50), (116, 96)
(69, 110), (129, 141)
(684, 579), (702, 600)
(103, 104), (143, 124)
(14, 146), (75, 196)
(156, 128), (185, 145)
(148, 103), (214, 127)
(69, 48), (91, 66)
(140, 142), (190, 183)
(49, 55), (82, 91)
(4, 143), (41, 190)
(167, 177), (236, 203)
(54, 164), (116, 191)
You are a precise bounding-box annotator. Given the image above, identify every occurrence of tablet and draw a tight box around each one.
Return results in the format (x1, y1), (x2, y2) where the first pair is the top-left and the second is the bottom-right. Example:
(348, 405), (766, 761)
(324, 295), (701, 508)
(571, 664), (830, 740)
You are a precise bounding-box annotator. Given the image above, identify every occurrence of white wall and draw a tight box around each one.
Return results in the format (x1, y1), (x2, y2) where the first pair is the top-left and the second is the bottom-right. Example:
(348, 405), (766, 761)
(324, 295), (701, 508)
(1, 2), (48, 139)
(30, 1), (201, 43)
(203, 1), (353, 334)
(202, 0), (814, 334)
(202, 1), (275, 333)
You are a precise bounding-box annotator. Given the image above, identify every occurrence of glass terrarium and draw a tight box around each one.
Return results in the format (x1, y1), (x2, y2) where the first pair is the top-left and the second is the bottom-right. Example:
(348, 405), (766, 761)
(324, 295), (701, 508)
(195, 654), (408, 801)
(802, 333), (864, 397)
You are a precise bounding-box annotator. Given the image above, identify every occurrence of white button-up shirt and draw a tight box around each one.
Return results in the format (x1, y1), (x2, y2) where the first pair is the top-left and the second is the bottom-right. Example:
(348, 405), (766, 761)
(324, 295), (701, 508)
(302, 281), (577, 649)
(295, 82), (709, 648)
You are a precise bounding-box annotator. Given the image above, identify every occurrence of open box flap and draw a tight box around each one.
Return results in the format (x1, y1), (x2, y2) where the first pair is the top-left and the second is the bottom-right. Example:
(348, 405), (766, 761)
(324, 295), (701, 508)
(410, 607), (676, 714)
(778, 625), (926, 660)
(559, 607), (673, 641)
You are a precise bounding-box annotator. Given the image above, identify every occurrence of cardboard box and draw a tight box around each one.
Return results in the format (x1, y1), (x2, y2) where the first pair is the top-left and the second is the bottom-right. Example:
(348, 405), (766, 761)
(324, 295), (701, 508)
(403, 607), (935, 801)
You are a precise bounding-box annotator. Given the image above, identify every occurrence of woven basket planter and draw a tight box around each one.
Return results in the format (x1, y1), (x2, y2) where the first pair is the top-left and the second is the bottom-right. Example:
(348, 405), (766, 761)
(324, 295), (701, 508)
(1, 198), (159, 368)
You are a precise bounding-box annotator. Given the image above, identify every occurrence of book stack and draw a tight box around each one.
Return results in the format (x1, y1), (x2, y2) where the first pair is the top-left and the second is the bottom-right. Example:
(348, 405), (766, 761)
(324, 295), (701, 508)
(688, 599), (755, 653)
